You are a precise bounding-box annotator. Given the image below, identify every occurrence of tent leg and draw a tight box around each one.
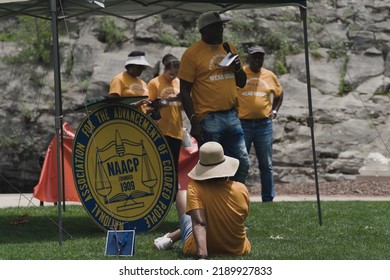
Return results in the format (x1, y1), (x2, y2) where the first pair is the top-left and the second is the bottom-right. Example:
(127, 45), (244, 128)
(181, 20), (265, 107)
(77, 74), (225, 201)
(61, 123), (66, 212)
(50, 0), (64, 244)
(300, 6), (323, 226)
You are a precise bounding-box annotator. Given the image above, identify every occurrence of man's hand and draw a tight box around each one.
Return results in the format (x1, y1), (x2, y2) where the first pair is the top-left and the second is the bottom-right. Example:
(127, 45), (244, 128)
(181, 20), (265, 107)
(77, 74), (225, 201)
(233, 56), (242, 72)
(132, 99), (150, 108)
(190, 116), (203, 145)
(268, 109), (278, 119)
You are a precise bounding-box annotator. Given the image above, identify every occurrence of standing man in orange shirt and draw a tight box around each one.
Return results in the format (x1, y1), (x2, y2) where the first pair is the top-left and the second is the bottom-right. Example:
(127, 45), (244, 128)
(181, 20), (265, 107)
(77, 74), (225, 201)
(237, 46), (284, 202)
(178, 11), (249, 184)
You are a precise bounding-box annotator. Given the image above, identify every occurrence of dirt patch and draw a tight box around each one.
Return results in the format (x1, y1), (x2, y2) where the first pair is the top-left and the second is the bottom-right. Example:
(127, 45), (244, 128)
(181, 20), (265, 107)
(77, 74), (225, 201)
(248, 180), (390, 197)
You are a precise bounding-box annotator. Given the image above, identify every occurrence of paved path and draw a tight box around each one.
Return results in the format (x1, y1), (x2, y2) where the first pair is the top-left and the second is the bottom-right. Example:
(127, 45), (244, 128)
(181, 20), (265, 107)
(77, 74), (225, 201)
(1, 193), (390, 208)
(0, 193), (81, 208)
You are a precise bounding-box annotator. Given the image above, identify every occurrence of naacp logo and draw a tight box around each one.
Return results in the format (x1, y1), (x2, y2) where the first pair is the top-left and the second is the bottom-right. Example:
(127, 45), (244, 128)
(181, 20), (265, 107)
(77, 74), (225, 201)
(209, 54), (225, 70)
(72, 103), (176, 232)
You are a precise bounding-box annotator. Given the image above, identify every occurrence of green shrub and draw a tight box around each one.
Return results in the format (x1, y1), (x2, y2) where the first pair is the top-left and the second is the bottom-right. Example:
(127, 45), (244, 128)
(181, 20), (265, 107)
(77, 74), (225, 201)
(159, 27), (199, 47)
(79, 78), (90, 92)
(309, 41), (323, 60)
(65, 52), (74, 76)
(160, 32), (181, 46)
(338, 58), (355, 96)
(0, 31), (16, 41)
(336, 46), (354, 96)
(275, 59), (288, 75)
(98, 17), (126, 46)
(230, 18), (254, 33)
(20, 106), (33, 124)
(2, 16), (52, 66)
(0, 136), (17, 149)
(327, 41), (348, 60)
(181, 27), (200, 47)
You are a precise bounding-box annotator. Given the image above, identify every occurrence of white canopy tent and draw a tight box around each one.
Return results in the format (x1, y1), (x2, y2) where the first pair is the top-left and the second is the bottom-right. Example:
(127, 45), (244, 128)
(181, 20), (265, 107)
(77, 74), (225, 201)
(0, 0), (322, 244)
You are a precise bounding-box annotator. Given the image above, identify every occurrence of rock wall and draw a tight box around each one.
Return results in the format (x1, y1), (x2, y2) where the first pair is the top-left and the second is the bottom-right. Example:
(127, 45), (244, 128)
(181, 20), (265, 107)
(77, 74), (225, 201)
(0, 0), (389, 193)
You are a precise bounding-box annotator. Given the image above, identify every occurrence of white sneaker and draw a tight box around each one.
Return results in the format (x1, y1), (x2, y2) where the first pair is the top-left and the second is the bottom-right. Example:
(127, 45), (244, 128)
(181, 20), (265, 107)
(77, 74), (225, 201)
(153, 233), (173, 251)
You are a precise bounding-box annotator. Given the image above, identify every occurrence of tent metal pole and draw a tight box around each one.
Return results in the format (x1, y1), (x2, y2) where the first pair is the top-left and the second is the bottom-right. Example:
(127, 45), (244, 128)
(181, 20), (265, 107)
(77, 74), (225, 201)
(300, 5), (323, 226)
(50, 0), (63, 244)
(61, 123), (66, 212)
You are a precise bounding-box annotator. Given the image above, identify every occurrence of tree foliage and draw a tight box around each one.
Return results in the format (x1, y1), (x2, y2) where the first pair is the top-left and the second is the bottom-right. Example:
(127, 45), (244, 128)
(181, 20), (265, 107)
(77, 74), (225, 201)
(3, 16), (53, 66)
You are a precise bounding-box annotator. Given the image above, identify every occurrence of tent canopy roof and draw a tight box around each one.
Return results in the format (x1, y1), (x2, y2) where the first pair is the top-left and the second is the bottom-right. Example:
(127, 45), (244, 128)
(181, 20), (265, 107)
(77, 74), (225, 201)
(0, 0), (306, 21)
(0, 0), (322, 227)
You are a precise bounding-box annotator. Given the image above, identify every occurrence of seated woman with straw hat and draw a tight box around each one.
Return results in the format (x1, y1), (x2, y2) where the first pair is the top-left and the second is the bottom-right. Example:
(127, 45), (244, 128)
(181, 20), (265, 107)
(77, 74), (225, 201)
(153, 141), (251, 259)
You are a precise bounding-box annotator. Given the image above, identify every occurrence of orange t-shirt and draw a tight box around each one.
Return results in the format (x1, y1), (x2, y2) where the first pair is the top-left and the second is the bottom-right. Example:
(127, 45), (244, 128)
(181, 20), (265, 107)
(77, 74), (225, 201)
(237, 66), (283, 119)
(183, 179), (251, 256)
(148, 76), (183, 140)
(178, 40), (238, 120)
(109, 71), (149, 97)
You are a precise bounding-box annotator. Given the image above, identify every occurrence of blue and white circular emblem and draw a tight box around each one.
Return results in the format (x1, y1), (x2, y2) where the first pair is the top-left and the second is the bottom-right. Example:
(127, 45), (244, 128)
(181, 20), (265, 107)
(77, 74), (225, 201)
(72, 103), (176, 232)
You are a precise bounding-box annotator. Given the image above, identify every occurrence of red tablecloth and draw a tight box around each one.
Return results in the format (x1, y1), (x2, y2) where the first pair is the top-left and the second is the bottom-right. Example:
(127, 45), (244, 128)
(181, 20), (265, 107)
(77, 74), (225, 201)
(33, 122), (80, 202)
(178, 137), (199, 190)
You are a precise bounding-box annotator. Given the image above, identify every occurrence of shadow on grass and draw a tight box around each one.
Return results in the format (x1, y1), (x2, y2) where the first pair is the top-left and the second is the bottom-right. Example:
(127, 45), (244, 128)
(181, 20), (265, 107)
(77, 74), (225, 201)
(0, 205), (180, 246)
(1, 208), (99, 244)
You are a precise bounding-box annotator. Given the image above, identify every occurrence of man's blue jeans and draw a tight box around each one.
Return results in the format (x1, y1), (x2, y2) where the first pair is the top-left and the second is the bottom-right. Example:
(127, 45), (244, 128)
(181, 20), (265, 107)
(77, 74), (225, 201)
(240, 118), (275, 202)
(200, 109), (249, 184)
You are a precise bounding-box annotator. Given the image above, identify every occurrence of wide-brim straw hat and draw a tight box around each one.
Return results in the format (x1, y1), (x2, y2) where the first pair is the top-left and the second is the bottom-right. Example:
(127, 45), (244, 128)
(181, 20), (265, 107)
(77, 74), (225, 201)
(188, 141), (239, 180)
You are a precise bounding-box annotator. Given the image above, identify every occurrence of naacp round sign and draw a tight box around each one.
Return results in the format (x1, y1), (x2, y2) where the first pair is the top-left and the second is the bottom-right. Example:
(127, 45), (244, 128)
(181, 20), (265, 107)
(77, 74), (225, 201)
(72, 103), (176, 232)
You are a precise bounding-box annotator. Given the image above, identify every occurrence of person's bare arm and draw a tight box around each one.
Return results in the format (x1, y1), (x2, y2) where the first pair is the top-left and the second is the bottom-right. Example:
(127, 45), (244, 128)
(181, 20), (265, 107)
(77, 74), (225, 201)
(189, 208), (208, 259)
(180, 79), (195, 120)
(268, 91), (284, 119)
(180, 79), (203, 144)
(232, 56), (247, 88)
(273, 91), (283, 112)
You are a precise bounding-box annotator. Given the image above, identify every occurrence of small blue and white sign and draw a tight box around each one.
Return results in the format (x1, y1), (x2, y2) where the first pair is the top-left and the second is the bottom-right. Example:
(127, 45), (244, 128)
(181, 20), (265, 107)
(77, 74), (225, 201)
(105, 230), (135, 256)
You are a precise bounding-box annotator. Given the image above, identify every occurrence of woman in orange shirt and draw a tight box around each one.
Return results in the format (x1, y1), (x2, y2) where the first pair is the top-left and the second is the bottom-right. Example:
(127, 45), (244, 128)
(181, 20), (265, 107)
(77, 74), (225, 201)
(148, 54), (183, 196)
(109, 51), (151, 111)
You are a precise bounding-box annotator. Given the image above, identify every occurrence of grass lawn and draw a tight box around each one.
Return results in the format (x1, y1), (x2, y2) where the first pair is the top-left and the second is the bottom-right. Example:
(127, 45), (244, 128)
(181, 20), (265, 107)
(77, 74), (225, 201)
(0, 201), (389, 260)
